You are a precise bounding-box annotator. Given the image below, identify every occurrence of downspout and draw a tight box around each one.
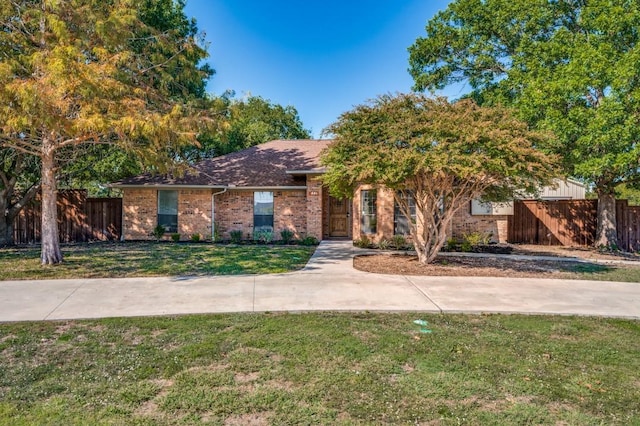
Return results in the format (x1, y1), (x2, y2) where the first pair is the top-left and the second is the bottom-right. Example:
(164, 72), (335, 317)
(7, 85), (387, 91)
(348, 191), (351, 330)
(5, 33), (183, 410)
(211, 187), (228, 241)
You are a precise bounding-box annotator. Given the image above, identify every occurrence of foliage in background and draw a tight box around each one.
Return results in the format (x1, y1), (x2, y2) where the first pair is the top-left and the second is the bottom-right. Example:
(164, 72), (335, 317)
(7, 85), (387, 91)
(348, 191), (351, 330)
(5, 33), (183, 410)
(323, 94), (558, 263)
(181, 94), (312, 163)
(0, 150), (40, 246)
(408, 0), (640, 248)
(616, 183), (640, 206)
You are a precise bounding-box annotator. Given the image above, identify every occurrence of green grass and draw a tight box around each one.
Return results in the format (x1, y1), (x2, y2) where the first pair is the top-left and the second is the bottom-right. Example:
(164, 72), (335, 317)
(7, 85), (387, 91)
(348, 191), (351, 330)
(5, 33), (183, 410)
(561, 263), (640, 283)
(0, 313), (638, 425)
(0, 242), (316, 280)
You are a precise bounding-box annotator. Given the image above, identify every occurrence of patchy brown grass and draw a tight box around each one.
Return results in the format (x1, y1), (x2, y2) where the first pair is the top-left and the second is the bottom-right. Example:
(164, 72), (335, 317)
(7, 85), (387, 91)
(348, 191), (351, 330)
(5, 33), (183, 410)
(354, 253), (640, 282)
(2, 313), (639, 424)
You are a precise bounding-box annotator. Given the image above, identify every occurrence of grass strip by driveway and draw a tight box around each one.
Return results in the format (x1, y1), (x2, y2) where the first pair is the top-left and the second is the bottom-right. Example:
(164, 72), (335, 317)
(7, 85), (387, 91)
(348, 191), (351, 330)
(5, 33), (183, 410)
(0, 242), (316, 280)
(0, 313), (638, 425)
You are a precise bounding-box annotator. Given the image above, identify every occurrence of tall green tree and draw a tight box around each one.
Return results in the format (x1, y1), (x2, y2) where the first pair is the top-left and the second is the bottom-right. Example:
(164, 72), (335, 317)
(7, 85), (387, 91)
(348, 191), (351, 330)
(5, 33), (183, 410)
(0, 0), (213, 263)
(226, 95), (311, 151)
(408, 0), (640, 249)
(322, 94), (557, 263)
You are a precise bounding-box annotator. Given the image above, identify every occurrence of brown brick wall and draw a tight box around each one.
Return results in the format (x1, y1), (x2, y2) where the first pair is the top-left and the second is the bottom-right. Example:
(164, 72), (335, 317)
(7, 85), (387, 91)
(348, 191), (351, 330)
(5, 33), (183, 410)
(123, 183), (327, 242)
(214, 190), (254, 240)
(274, 190), (307, 238)
(177, 189), (212, 240)
(214, 188), (317, 240)
(123, 189), (157, 240)
(452, 203), (509, 243)
(350, 185), (508, 244)
(123, 189), (212, 241)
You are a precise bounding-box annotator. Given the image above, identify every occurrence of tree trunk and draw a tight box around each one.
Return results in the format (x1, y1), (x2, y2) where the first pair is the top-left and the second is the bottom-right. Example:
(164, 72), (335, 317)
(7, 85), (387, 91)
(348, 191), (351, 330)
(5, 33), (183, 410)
(0, 213), (14, 247)
(413, 222), (449, 264)
(40, 140), (63, 265)
(0, 193), (13, 246)
(594, 189), (618, 249)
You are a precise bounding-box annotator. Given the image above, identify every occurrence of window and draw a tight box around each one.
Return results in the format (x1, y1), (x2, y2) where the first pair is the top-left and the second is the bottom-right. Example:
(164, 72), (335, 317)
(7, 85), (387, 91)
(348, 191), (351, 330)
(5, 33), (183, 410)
(157, 190), (178, 233)
(394, 191), (416, 235)
(361, 189), (377, 234)
(254, 191), (274, 232)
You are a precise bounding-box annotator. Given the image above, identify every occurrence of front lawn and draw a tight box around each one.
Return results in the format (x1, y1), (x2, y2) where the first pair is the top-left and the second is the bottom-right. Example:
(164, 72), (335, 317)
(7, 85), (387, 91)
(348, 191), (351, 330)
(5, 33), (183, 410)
(0, 242), (316, 280)
(0, 313), (638, 424)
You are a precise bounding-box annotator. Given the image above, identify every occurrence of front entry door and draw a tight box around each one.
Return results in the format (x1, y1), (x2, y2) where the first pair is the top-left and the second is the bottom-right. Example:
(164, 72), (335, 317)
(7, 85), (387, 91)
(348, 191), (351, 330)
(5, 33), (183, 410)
(329, 196), (349, 237)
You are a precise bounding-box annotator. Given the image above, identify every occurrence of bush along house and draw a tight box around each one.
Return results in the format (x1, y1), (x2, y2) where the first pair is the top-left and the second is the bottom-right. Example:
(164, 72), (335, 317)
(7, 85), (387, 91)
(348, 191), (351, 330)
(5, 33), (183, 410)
(112, 139), (585, 243)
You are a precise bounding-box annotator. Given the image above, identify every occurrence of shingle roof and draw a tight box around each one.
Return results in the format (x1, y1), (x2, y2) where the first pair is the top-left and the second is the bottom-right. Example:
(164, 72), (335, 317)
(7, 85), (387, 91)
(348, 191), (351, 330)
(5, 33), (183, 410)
(114, 139), (332, 188)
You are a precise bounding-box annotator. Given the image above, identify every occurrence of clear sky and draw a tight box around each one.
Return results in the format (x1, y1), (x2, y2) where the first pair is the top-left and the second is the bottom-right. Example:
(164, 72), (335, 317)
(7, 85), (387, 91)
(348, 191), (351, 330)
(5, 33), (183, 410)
(184, 0), (456, 138)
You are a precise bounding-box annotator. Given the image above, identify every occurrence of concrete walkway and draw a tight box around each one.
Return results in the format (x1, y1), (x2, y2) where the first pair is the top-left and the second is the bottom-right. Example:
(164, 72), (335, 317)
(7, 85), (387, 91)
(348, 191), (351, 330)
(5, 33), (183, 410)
(1, 240), (639, 322)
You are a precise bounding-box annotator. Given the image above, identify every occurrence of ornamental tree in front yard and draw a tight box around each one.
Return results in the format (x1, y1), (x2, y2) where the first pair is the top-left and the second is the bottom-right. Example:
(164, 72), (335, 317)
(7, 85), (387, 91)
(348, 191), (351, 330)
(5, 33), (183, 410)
(0, 0), (213, 264)
(322, 94), (559, 264)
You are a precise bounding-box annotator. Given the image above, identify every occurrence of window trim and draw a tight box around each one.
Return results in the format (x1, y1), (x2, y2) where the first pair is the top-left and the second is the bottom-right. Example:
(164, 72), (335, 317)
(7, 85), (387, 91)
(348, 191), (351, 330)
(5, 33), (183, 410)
(394, 191), (416, 236)
(157, 190), (178, 233)
(361, 189), (377, 234)
(253, 191), (274, 232)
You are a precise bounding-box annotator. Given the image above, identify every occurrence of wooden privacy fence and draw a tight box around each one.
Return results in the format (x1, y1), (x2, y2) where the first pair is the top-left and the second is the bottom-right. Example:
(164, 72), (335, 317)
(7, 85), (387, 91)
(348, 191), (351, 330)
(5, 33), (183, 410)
(508, 199), (640, 251)
(13, 190), (122, 244)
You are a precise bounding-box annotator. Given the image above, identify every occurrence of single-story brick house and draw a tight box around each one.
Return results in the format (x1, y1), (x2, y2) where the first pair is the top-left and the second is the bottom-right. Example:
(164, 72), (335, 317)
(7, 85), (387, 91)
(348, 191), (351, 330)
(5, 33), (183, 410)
(112, 139), (585, 243)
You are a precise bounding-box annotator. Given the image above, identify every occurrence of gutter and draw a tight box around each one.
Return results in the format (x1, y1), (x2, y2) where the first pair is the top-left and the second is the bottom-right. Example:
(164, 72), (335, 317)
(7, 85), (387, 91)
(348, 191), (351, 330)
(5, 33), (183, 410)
(111, 184), (307, 190)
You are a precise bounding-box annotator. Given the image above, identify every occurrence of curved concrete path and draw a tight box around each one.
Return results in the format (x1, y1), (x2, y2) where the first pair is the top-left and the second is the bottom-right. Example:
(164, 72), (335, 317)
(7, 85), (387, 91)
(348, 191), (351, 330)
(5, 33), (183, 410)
(1, 240), (639, 322)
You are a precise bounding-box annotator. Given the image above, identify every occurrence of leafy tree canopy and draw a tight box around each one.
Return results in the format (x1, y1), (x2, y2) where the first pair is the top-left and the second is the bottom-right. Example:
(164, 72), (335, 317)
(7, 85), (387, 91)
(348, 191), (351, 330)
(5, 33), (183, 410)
(0, 0), (214, 262)
(408, 0), (640, 247)
(322, 93), (558, 263)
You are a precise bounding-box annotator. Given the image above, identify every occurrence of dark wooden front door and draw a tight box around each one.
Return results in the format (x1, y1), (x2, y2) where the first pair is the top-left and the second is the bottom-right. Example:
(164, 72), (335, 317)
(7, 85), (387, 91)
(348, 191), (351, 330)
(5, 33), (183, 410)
(329, 196), (349, 237)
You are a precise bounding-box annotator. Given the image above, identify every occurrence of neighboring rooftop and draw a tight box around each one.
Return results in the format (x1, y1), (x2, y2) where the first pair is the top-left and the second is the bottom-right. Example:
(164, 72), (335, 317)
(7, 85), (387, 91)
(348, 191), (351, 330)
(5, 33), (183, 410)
(113, 139), (333, 188)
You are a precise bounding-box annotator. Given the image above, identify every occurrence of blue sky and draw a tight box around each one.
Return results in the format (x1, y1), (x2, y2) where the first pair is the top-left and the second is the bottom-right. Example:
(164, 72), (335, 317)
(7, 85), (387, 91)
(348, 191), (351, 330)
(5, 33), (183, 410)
(184, 0), (457, 138)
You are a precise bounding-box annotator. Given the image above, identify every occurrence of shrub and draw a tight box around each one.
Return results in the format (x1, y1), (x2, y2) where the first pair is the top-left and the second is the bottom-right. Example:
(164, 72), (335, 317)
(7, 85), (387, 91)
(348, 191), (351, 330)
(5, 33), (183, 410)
(460, 240), (473, 252)
(392, 234), (407, 250)
(463, 231), (492, 246)
(354, 235), (371, 248)
(378, 239), (391, 250)
(300, 235), (319, 246)
(280, 229), (295, 244)
(152, 225), (165, 242)
(190, 233), (201, 242)
(229, 230), (243, 244)
(444, 237), (458, 252)
(254, 229), (274, 244)
(170, 233), (180, 242)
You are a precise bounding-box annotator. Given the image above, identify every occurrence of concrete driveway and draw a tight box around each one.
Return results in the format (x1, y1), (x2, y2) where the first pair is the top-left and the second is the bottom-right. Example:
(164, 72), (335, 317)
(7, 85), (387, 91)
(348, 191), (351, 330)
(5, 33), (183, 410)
(1, 240), (639, 322)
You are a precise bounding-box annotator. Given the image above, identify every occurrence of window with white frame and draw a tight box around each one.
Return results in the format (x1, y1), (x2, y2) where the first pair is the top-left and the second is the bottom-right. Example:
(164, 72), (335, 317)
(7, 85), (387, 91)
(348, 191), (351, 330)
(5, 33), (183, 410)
(157, 190), (178, 233)
(254, 191), (274, 232)
(361, 189), (377, 234)
(394, 191), (416, 235)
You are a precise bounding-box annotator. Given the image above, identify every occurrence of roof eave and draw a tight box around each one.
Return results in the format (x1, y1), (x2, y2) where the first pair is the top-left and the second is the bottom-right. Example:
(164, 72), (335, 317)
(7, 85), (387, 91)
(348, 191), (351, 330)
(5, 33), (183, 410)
(110, 184), (309, 190)
(285, 168), (326, 175)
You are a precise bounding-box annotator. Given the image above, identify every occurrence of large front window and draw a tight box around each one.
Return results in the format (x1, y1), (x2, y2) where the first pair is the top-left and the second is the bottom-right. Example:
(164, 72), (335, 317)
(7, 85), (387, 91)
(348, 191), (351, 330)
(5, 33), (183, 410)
(361, 189), (377, 234)
(394, 191), (416, 235)
(254, 191), (274, 232)
(157, 190), (178, 233)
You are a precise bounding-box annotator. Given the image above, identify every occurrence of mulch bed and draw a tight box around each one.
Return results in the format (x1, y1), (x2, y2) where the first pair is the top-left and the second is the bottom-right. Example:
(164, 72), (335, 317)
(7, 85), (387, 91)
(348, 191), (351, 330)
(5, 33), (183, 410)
(353, 253), (597, 278)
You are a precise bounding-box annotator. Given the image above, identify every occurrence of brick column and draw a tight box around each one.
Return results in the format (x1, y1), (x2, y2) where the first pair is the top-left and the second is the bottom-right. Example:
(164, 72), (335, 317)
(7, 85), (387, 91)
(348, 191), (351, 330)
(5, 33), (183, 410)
(306, 178), (323, 240)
